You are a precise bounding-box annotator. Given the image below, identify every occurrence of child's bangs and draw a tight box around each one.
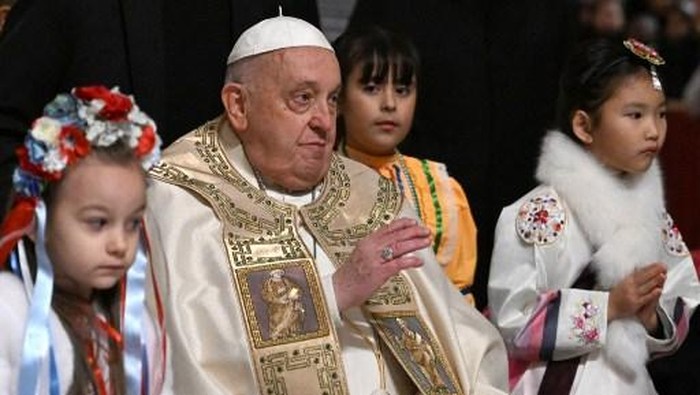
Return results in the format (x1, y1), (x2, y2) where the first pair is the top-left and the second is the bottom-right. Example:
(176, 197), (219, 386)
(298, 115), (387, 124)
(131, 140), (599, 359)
(358, 50), (417, 86)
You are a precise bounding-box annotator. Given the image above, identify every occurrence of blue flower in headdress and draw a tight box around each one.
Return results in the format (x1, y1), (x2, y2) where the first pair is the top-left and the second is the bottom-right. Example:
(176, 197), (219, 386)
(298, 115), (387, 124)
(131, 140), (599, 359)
(43, 93), (81, 125)
(25, 137), (48, 165)
(12, 168), (43, 198)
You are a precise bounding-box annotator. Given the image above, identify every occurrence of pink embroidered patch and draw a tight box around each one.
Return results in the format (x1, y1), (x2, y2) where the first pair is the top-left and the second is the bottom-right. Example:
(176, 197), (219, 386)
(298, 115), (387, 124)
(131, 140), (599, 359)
(661, 212), (689, 257)
(571, 299), (601, 345)
(516, 192), (566, 245)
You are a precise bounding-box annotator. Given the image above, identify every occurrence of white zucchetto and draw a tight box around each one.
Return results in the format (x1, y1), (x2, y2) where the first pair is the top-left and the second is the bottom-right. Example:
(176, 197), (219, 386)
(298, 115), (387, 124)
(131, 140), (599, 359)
(227, 15), (333, 65)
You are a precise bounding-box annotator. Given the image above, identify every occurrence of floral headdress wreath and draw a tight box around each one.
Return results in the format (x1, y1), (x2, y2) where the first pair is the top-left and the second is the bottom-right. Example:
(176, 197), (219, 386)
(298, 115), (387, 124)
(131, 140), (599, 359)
(623, 38), (665, 91)
(0, 86), (161, 263)
(0, 86), (161, 395)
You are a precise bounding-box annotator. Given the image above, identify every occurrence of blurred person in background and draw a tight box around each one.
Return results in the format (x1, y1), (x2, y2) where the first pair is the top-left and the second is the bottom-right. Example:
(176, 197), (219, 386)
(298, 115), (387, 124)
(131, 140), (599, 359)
(590, 0), (626, 38)
(658, 4), (699, 99)
(0, 0), (14, 34)
(627, 12), (660, 44)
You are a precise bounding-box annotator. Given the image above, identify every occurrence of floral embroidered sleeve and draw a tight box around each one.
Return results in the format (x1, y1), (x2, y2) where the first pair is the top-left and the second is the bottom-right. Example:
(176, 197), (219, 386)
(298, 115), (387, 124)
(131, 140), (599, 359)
(489, 188), (609, 363)
(506, 288), (608, 362)
(647, 214), (700, 357)
(646, 298), (689, 358)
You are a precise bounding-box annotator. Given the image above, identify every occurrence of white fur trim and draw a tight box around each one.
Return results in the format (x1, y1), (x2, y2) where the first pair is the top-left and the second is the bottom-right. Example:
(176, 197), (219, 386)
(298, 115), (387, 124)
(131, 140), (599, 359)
(604, 320), (649, 378)
(536, 131), (667, 375)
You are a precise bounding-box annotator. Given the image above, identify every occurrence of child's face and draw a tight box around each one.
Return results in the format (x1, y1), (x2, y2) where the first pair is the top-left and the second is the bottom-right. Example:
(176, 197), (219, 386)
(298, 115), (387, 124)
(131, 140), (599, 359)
(583, 71), (666, 174)
(341, 64), (416, 156)
(45, 155), (146, 299)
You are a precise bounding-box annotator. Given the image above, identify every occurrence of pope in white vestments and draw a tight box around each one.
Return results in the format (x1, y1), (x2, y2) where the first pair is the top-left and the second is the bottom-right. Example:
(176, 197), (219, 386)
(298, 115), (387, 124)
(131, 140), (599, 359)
(145, 14), (509, 395)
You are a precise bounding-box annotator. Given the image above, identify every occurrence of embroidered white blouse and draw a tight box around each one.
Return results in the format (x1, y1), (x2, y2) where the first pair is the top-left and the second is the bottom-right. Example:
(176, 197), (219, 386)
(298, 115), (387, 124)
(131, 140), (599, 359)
(489, 131), (700, 395)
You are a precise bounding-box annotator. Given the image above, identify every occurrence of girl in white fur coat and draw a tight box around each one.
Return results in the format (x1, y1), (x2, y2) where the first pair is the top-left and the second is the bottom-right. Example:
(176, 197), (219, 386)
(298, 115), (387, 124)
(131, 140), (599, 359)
(488, 38), (700, 395)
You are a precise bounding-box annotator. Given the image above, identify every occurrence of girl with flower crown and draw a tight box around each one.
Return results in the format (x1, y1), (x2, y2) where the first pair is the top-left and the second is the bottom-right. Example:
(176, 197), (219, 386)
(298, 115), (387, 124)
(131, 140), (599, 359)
(488, 38), (700, 394)
(0, 86), (166, 395)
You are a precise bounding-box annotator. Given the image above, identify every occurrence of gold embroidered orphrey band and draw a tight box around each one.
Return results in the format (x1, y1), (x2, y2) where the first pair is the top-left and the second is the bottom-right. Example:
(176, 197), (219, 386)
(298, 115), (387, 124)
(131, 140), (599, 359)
(150, 119), (464, 395)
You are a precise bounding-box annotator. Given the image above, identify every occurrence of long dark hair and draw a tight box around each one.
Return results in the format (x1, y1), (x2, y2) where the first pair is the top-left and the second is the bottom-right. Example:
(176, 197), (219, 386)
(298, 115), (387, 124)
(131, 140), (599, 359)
(556, 38), (661, 141)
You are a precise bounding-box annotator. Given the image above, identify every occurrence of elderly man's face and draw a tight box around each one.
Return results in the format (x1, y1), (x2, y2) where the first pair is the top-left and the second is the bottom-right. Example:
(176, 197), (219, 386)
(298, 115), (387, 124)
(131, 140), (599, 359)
(239, 47), (341, 192)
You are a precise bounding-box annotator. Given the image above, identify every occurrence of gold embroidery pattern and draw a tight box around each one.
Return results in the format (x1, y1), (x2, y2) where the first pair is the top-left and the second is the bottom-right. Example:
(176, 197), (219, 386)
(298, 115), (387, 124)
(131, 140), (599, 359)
(196, 124), (295, 219)
(366, 275), (413, 306)
(303, 163), (411, 306)
(303, 156), (349, 234)
(259, 343), (346, 395)
(227, 235), (306, 265)
(298, 156), (462, 394)
(152, 124), (349, 394)
(153, 161), (307, 265)
(151, 161), (279, 235)
(235, 261), (330, 348)
(150, 161), (184, 183)
(156, 125), (462, 394)
(199, 122), (311, 266)
(373, 312), (463, 395)
(306, 158), (400, 247)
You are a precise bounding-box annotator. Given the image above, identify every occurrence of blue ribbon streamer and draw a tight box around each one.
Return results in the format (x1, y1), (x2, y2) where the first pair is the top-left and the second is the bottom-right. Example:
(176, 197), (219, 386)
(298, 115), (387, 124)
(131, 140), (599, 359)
(10, 249), (20, 277)
(17, 202), (59, 395)
(49, 331), (59, 395)
(123, 236), (148, 395)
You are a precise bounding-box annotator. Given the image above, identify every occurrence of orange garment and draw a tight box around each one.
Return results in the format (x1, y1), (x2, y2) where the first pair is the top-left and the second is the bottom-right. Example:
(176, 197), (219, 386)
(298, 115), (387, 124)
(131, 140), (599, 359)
(342, 145), (477, 303)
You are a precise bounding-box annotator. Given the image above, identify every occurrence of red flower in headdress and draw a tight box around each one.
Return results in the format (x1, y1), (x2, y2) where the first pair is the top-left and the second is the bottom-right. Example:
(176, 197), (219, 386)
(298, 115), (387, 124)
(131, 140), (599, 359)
(3, 85), (163, 268)
(16, 145), (62, 181)
(135, 125), (156, 157)
(59, 125), (91, 165)
(74, 86), (133, 120)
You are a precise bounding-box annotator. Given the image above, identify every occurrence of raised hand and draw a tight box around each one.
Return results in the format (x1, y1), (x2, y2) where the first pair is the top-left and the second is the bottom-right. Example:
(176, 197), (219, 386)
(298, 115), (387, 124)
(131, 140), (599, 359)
(607, 262), (666, 325)
(332, 218), (432, 311)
